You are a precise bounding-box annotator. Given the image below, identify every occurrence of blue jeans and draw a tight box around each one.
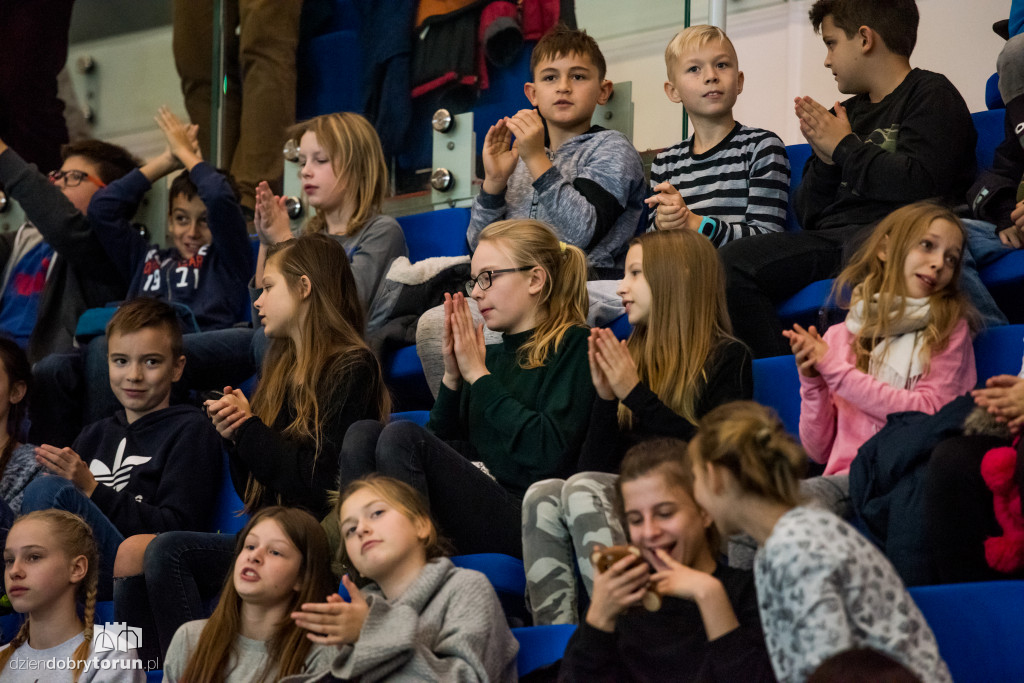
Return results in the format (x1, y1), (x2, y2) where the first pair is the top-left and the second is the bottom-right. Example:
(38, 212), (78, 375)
(114, 530), (237, 660)
(20, 476), (125, 600)
(961, 218), (1012, 328)
(340, 420), (524, 558)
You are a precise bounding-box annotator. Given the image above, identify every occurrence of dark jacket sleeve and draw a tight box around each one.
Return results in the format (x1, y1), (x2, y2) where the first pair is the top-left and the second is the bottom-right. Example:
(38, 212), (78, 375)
(87, 419), (223, 536)
(87, 168), (152, 283)
(230, 351), (384, 516)
(189, 162), (253, 283)
(0, 148), (130, 286)
(577, 396), (626, 473)
(695, 340), (754, 416)
(969, 112), (1024, 231)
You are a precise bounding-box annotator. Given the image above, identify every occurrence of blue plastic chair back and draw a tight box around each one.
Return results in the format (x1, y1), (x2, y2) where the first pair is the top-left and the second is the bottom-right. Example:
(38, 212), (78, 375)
(451, 553), (526, 597)
(908, 581), (1024, 683)
(973, 324), (1024, 384)
(390, 410), (430, 426)
(512, 624), (577, 675)
(784, 143), (813, 232)
(395, 208), (472, 263)
(211, 452), (249, 535)
(752, 355), (802, 436)
(973, 109), (1006, 173)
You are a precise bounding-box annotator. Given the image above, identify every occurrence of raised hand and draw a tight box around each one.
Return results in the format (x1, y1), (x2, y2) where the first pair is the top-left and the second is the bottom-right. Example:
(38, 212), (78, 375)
(292, 576), (369, 645)
(449, 293), (489, 384)
(253, 180), (291, 245)
(481, 118), (520, 195)
(504, 109), (547, 167)
(644, 182), (691, 231)
(34, 445), (98, 496)
(440, 293), (463, 390)
(591, 327), (641, 400)
(972, 375), (1024, 421)
(794, 97), (852, 164)
(587, 328), (615, 400)
(155, 106), (202, 170)
(783, 323), (828, 378)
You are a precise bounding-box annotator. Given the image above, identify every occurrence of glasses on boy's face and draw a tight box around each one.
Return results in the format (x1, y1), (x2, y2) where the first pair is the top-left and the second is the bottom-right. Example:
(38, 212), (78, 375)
(464, 266), (533, 295)
(48, 169), (107, 189)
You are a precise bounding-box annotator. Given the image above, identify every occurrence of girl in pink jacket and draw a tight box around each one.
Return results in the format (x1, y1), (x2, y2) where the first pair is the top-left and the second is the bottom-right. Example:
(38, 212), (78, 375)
(785, 202), (977, 479)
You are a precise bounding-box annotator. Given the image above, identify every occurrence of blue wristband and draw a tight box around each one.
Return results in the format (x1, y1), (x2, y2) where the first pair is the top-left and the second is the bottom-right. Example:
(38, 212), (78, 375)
(699, 216), (717, 237)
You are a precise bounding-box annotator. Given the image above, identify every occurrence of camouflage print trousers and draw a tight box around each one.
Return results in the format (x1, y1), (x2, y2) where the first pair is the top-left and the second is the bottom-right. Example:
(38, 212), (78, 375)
(521, 472), (627, 625)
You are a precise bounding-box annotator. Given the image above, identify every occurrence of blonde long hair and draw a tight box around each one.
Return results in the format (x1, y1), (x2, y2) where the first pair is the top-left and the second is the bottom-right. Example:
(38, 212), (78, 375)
(180, 507), (334, 683)
(249, 234), (390, 509)
(0, 511), (99, 682)
(620, 229), (736, 427)
(833, 202), (976, 374)
(287, 112), (388, 236)
(477, 220), (589, 368)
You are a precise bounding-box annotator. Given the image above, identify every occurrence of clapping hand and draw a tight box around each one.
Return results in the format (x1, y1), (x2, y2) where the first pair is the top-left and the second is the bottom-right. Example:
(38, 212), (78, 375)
(292, 576), (369, 645)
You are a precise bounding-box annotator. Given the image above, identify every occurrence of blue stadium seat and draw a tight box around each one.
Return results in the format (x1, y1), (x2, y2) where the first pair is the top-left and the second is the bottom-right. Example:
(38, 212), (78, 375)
(383, 345), (433, 411)
(395, 208), (472, 263)
(973, 324), (1024, 383)
(784, 143), (813, 232)
(908, 581), (1024, 683)
(776, 278), (837, 330)
(973, 109), (1006, 173)
(211, 452), (249, 536)
(606, 312), (632, 341)
(752, 355), (801, 436)
(512, 624), (577, 676)
(390, 410), (430, 426)
(451, 553), (526, 597)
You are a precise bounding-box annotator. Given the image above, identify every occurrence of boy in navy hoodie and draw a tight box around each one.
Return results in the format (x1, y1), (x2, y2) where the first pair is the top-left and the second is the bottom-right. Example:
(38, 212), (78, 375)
(21, 298), (222, 599)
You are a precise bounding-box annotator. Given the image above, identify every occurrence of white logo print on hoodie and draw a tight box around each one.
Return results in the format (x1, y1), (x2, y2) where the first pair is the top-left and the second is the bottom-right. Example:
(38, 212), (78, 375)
(89, 438), (153, 492)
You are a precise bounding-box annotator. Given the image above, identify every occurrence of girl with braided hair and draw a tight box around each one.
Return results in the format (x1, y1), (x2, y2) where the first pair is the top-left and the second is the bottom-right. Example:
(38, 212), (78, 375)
(0, 509), (143, 680)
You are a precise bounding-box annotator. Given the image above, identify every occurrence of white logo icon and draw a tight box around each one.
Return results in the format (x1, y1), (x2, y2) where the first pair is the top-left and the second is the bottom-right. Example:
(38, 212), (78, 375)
(93, 622), (141, 653)
(89, 438), (152, 492)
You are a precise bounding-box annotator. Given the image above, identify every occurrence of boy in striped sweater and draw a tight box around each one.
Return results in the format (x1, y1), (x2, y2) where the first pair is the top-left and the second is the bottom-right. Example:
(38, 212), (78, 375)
(646, 25), (790, 247)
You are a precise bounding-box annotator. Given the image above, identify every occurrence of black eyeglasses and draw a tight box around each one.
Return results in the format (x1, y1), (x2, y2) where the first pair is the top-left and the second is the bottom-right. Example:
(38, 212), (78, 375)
(48, 169), (107, 189)
(464, 266), (534, 295)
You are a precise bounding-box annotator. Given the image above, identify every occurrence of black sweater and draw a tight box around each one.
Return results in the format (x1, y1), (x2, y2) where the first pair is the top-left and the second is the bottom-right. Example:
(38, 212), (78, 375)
(80, 405), (222, 536)
(795, 68), (976, 232)
(230, 348), (385, 518)
(969, 110), (1024, 231)
(559, 563), (775, 683)
(577, 339), (752, 473)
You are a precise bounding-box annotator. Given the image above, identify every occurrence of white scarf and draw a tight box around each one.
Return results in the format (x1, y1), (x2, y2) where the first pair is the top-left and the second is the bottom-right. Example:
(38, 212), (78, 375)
(845, 294), (932, 390)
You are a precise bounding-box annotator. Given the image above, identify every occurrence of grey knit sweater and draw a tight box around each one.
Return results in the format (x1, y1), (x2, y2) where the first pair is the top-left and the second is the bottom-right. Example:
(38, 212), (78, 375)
(282, 558), (518, 682)
(467, 126), (646, 269)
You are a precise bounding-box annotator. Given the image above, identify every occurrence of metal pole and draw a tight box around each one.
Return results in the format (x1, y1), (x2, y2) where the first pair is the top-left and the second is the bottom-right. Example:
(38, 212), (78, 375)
(682, 0), (691, 140)
(210, 0), (225, 167)
(709, 0), (727, 30)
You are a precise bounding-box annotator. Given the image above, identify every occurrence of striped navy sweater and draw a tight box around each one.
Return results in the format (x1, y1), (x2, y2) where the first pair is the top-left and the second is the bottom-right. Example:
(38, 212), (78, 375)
(648, 123), (790, 247)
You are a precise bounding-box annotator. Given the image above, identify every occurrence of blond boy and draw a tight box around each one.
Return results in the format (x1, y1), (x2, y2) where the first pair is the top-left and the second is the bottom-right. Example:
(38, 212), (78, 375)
(646, 25), (790, 245)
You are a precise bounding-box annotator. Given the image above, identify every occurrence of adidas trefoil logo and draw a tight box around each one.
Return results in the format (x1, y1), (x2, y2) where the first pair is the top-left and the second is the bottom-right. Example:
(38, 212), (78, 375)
(89, 438), (152, 492)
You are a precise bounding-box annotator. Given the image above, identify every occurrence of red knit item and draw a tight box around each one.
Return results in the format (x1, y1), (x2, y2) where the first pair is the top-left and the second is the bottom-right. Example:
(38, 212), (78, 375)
(981, 441), (1024, 573)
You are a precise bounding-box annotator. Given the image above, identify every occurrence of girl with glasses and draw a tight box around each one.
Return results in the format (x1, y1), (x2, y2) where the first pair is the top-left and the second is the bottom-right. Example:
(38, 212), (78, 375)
(338, 218), (593, 559)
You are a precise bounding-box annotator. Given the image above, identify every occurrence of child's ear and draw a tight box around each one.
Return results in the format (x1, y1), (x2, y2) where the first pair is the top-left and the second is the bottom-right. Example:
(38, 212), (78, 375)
(298, 275), (312, 300)
(858, 25), (874, 52)
(527, 266), (547, 296)
(413, 516), (431, 544)
(69, 554), (88, 584)
(736, 70), (745, 96)
(172, 355), (186, 384)
(524, 81), (539, 107)
(664, 81), (683, 104)
(877, 234), (890, 263)
(704, 462), (727, 497)
(8, 381), (26, 406)
(597, 79), (613, 106)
